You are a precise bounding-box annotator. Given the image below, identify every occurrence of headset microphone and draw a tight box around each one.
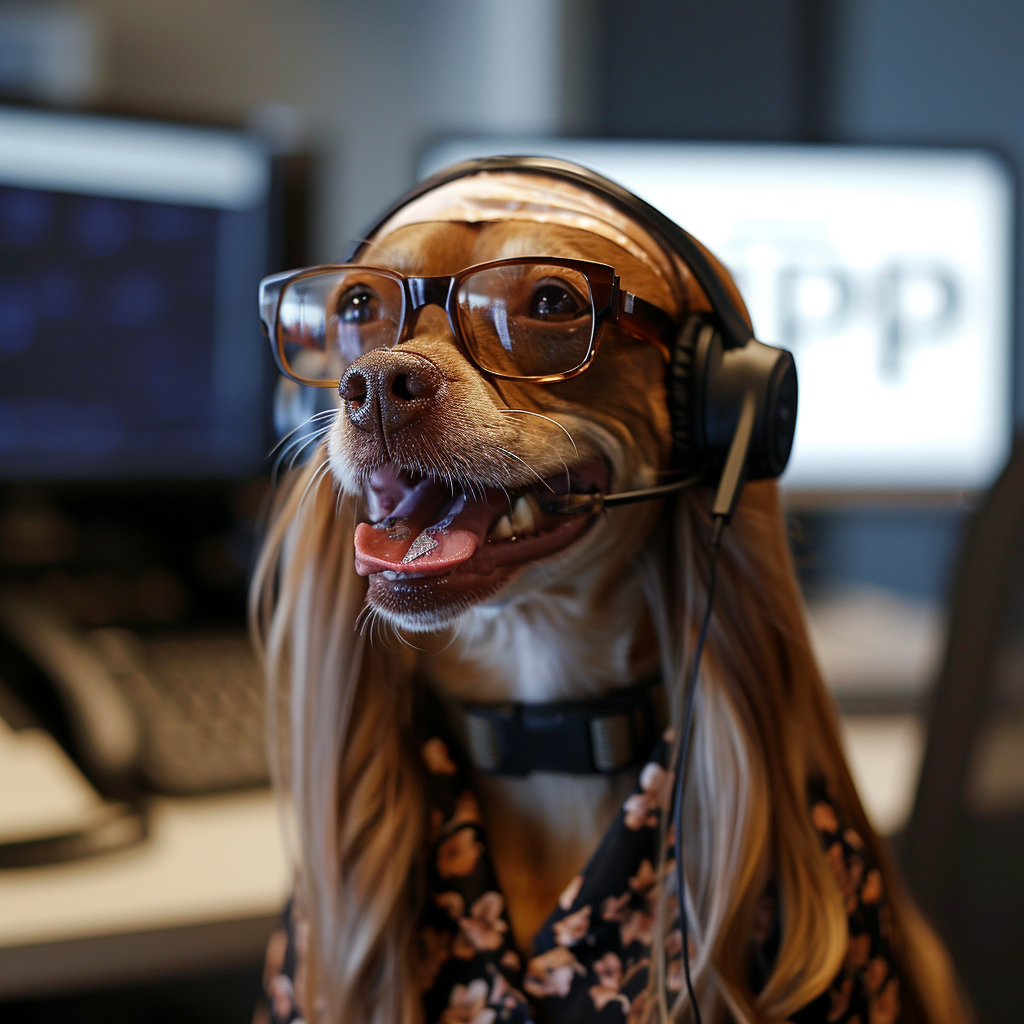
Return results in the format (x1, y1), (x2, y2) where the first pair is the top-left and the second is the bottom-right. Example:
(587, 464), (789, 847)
(546, 319), (797, 521)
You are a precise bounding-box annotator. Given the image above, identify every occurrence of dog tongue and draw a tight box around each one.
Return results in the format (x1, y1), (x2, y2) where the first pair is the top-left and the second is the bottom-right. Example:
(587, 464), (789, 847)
(353, 467), (508, 576)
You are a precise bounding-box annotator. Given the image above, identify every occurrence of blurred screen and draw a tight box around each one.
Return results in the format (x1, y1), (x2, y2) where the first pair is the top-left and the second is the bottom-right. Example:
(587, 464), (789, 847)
(422, 140), (1015, 493)
(0, 107), (272, 479)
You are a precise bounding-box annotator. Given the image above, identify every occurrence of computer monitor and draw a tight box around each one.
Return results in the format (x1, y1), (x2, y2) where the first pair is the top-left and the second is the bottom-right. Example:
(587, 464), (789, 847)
(421, 140), (1015, 495)
(0, 105), (274, 480)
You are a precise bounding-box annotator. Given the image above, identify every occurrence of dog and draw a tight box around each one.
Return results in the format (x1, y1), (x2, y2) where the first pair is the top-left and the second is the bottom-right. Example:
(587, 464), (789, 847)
(252, 171), (968, 1024)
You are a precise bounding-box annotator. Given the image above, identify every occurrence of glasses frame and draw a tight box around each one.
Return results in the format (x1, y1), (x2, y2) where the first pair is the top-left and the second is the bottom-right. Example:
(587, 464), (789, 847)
(259, 257), (676, 388)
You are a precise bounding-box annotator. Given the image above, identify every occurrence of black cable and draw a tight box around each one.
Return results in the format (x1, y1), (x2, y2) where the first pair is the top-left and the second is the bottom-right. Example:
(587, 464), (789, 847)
(672, 514), (724, 1024)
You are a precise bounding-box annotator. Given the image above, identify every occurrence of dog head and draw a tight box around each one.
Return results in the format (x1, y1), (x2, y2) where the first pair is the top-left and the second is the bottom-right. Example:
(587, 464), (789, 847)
(322, 215), (693, 632)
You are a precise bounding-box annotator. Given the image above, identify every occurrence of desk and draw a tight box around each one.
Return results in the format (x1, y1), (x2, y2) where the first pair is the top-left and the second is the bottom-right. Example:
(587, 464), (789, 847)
(0, 788), (290, 1000)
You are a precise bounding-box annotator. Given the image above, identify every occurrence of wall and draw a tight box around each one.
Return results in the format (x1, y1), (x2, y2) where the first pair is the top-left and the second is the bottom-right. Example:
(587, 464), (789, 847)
(599, 0), (814, 140)
(833, 0), (1024, 425)
(85, 0), (586, 257)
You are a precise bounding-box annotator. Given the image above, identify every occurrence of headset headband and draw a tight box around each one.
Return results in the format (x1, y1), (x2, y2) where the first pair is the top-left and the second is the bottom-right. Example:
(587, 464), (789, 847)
(350, 155), (756, 350)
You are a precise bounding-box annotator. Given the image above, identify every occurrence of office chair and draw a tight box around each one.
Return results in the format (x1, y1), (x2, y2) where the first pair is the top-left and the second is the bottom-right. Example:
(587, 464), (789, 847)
(901, 436), (1024, 1022)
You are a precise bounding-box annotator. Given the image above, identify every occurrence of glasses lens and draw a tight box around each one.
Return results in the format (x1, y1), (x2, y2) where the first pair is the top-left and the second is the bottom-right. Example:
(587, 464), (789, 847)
(276, 269), (404, 382)
(455, 263), (595, 378)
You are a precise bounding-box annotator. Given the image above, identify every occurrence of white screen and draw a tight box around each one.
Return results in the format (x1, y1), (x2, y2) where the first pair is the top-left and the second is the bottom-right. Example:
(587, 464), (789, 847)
(0, 106), (269, 210)
(421, 140), (1014, 492)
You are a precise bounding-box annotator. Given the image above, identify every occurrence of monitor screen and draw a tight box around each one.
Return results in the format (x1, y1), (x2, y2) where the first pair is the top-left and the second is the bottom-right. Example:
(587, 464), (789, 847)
(421, 140), (1015, 494)
(0, 106), (273, 479)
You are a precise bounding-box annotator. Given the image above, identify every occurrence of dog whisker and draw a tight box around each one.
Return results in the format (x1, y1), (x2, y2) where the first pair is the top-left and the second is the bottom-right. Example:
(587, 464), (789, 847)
(497, 482), (513, 516)
(271, 426), (333, 483)
(432, 618), (464, 655)
(340, 488), (359, 520)
(404, 449), (488, 504)
(393, 627), (428, 653)
(272, 439), (314, 482)
(497, 409), (579, 499)
(354, 600), (376, 636)
(336, 487), (356, 520)
(295, 455), (333, 515)
(494, 446), (556, 493)
(266, 409), (337, 460)
(373, 613), (393, 651)
(285, 428), (332, 473)
(354, 602), (370, 634)
(497, 408), (580, 459)
(269, 425), (335, 478)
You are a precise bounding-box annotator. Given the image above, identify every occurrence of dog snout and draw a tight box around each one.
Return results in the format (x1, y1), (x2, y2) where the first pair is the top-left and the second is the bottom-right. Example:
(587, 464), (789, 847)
(340, 350), (443, 435)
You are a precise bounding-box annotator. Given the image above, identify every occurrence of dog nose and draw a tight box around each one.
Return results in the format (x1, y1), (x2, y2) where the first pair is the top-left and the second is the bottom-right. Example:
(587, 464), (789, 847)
(340, 350), (443, 434)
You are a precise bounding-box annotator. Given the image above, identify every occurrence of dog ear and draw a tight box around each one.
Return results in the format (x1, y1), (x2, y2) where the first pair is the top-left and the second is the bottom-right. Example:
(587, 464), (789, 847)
(251, 453), (424, 1022)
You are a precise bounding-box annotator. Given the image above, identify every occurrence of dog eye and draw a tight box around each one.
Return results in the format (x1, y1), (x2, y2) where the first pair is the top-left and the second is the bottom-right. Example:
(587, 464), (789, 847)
(337, 286), (381, 324)
(529, 281), (583, 319)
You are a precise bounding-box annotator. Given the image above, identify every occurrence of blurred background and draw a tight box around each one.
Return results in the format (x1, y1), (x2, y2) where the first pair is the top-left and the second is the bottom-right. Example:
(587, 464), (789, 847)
(0, 0), (1022, 1020)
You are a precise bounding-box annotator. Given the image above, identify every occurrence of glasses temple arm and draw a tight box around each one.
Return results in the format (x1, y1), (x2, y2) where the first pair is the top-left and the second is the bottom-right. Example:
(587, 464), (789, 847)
(614, 289), (676, 361)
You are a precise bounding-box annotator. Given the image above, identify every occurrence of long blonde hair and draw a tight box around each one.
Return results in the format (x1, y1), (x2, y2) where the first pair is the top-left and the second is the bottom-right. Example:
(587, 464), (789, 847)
(252, 444), (969, 1024)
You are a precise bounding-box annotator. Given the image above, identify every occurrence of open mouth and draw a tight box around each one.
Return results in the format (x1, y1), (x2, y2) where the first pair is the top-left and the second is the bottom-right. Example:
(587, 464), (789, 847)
(353, 460), (608, 582)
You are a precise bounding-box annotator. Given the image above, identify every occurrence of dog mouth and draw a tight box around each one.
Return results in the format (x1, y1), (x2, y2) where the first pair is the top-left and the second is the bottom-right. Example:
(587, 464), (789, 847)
(353, 460), (608, 581)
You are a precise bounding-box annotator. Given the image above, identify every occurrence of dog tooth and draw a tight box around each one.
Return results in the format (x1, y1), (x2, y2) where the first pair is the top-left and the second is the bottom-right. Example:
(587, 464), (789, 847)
(489, 514), (514, 540)
(511, 496), (535, 536)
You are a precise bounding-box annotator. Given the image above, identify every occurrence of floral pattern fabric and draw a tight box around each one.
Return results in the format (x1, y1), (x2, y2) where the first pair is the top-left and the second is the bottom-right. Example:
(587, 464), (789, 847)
(260, 712), (901, 1024)
(803, 778), (901, 1024)
(417, 734), (533, 1024)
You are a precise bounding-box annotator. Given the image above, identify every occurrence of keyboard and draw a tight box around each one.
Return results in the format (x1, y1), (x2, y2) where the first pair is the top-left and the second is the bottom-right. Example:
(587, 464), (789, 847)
(91, 627), (269, 795)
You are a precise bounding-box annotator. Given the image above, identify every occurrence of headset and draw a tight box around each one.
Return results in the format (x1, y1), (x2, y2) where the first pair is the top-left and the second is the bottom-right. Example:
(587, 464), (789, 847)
(346, 156), (799, 1023)
(345, 155), (798, 528)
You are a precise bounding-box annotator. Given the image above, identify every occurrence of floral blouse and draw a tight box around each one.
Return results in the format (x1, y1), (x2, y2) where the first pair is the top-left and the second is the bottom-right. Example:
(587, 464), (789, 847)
(258, 716), (900, 1024)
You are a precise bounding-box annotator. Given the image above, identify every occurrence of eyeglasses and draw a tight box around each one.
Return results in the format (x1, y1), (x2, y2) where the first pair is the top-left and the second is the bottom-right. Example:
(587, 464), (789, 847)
(258, 257), (676, 387)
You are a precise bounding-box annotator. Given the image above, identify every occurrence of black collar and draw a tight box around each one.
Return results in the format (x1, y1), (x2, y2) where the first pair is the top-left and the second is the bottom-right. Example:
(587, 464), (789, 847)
(449, 677), (666, 776)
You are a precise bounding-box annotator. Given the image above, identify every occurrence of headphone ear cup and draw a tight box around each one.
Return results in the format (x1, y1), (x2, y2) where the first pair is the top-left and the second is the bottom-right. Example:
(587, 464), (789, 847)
(669, 314), (718, 474)
(681, 316), (799, 483)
